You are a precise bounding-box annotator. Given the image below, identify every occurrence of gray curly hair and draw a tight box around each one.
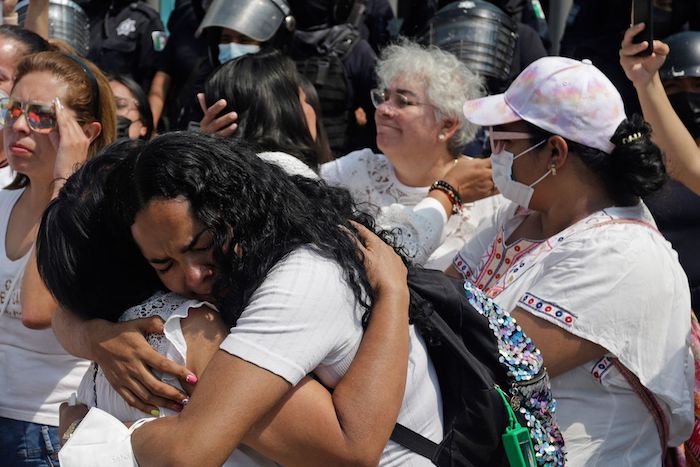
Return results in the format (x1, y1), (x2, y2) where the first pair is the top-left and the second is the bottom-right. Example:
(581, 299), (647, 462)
(375, 40), (484, 156)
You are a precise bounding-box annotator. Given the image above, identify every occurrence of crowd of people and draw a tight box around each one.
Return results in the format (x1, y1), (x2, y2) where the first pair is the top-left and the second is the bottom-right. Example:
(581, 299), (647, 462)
(0, 0), (698, 466)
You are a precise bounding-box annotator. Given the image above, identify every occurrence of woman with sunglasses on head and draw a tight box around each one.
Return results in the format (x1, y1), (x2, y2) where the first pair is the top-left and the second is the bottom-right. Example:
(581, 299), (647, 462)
(0, 25), (50, 187)
(0, 50), (116, 465)
(109, 74), (154, 141)
(447, 56), (693, 465)
(320, 40), (502, 270)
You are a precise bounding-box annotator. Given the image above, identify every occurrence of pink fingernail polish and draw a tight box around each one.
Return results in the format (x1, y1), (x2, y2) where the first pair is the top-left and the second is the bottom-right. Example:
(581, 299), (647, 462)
(185, 374), (198, 384)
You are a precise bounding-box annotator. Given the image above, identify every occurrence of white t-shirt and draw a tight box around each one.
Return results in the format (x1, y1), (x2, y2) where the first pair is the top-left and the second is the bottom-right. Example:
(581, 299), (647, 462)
(220, 246), (444, 466)
(0, 188), (89, 426)
(320, 149), (502, 270)
(454, 201), (694, 466)
(76, 291), (275, 467)
(0, 166), (15, 189)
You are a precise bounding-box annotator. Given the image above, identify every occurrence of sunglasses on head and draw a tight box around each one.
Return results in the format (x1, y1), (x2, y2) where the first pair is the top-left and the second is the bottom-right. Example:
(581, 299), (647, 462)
(0, 99), (57, 134)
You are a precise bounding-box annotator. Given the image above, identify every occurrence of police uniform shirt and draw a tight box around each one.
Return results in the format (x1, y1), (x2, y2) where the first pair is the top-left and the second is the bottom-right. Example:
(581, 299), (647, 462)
(83, 1), (165, 92)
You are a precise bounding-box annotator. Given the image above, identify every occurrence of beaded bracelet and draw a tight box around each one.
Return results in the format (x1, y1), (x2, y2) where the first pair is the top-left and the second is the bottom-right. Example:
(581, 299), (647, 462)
(429, 179), (463, 214)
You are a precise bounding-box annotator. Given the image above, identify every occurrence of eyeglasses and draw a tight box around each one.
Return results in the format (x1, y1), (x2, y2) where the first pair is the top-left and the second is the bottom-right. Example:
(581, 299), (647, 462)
(489, 128), (536, 154)
(1, 99), (57, 134)
(370, 88), (433, 109)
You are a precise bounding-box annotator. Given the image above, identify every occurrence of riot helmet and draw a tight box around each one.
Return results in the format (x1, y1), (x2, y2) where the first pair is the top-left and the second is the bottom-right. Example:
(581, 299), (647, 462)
(660, 31), (700, 138)
(421, 1), (517, 88)
(660, 31), (700, 81)
(196, 0), (295, 42)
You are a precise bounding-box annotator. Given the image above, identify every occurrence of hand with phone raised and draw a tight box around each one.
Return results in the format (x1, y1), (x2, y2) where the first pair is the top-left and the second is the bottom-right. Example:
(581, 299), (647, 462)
(631, 0), (654, 56)
(620, 23), (669, 88)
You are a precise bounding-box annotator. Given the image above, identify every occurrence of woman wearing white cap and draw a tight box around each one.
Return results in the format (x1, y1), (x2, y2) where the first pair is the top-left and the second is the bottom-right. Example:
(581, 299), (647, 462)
(448, 56), (693, 465)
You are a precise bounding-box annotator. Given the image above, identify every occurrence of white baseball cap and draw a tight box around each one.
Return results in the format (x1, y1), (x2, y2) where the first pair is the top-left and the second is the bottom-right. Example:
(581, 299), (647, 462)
(463, 56), (627, 154)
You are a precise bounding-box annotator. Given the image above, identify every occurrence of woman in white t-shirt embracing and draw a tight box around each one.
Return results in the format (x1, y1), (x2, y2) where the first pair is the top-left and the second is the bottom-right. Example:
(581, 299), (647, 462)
(448, 56), (694, 465)
(43, 133), (443, 466)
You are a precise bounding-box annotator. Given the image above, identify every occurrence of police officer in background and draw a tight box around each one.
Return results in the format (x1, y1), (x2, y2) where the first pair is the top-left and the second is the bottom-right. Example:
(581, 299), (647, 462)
(78, 0), (165, 93)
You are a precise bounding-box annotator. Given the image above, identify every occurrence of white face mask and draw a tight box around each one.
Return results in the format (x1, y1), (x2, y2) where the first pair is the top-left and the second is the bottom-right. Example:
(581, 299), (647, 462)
(218, 42), (261, 64)
(491, 139), (549, 208)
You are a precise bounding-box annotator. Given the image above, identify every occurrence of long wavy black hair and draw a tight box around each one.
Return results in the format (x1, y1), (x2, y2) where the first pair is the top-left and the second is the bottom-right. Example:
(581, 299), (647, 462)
(36, 139), (164, 321)
(204, 48), (322, 171)
(130, 131), (382, 326)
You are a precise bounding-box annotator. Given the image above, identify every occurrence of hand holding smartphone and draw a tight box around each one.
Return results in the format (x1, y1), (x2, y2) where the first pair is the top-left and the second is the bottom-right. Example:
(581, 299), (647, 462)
(631, 0), (654, 56)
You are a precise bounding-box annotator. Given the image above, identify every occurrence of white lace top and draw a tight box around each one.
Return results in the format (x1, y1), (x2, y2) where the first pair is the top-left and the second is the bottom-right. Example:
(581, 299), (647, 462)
(321, 149), (503, 270)
(76, 291), (276, 467)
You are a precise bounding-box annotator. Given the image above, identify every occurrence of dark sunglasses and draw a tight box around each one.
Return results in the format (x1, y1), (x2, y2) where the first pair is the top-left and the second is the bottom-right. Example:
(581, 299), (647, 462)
(1, 99), (57, 134)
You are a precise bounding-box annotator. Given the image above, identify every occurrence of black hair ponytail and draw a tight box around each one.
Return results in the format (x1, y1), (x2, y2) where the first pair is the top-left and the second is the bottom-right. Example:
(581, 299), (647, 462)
(606, 114), (667, 203)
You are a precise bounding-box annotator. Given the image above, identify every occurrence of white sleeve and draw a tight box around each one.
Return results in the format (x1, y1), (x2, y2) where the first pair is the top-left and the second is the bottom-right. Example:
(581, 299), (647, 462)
(376, 197), (447, 266)
(219, 248), (363, 385)
(322, 150), (449, 265)
(516, 227), (692, 426)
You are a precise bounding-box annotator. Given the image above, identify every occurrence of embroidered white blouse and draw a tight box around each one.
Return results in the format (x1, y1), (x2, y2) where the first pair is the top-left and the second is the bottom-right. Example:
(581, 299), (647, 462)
(454, 201), (694, 466)
(321, 149), (502, 270)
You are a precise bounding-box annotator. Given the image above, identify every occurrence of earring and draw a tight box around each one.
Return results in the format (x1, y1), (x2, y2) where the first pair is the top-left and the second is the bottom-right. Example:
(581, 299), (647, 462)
(438, 133), (446, 141)
(551, 163), (557, 176)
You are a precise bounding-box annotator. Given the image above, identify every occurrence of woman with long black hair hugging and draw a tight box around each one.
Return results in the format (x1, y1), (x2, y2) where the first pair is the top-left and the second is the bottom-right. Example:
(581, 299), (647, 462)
(44, 133), (443, 466)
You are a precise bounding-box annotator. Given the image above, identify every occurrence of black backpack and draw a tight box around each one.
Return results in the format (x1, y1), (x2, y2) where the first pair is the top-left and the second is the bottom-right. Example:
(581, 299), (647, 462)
(395, 268), (565, 466)
(290, 24), (360, 156)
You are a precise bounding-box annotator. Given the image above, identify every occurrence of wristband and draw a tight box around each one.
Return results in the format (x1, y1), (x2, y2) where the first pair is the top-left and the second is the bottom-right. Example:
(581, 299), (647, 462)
(429, 180), (463, 214)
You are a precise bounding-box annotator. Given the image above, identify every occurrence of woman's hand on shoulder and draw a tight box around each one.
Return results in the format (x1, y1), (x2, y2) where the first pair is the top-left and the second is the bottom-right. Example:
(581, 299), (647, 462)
(89, 317), (195, 415)
(197, 93), (238, 137)
(444, 156), (497, 203)
(620, 23), (670, 87)
(350, 221), (408, 299)
(49, 97), (92, 183)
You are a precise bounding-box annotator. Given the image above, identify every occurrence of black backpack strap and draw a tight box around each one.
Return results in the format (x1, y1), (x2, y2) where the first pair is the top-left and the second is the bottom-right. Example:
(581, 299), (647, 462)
(423, 300), (496, 390)
(322, 24), (360, 61)
(390, 301), (496, 462)
(390, 423), (439, 461)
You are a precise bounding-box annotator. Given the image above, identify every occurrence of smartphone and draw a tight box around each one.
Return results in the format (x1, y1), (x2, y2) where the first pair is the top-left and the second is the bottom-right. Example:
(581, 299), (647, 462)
(631, 0), (654, 56)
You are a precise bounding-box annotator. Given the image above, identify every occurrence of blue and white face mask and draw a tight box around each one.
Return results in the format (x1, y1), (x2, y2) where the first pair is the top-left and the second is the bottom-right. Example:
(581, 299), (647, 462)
(217, 42), (261, 64)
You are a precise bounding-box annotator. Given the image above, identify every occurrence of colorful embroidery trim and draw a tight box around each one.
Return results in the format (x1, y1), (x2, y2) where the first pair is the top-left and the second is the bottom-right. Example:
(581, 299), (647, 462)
(590, 355), (614, 383)
(519, 293), (577, 327)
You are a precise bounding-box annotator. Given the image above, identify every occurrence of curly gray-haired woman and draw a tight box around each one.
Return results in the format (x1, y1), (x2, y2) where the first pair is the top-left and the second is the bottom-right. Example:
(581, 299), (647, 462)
(321, 40), (502, 270)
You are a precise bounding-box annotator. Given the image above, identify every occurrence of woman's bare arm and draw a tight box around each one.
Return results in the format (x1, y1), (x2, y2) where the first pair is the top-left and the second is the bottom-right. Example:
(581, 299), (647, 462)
(133, 226), (411, 467)
(620, 23), (700, 194)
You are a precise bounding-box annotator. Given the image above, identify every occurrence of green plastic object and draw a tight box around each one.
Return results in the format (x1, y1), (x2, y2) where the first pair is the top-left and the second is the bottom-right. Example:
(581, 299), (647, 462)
(495, 386), (537, 467)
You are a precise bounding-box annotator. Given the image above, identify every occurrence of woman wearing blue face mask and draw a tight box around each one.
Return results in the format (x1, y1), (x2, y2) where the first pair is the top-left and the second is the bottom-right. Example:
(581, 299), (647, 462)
(446, 56), (694, 466)
(197, 0), (294, 65)
(216, 29), (261, 64)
